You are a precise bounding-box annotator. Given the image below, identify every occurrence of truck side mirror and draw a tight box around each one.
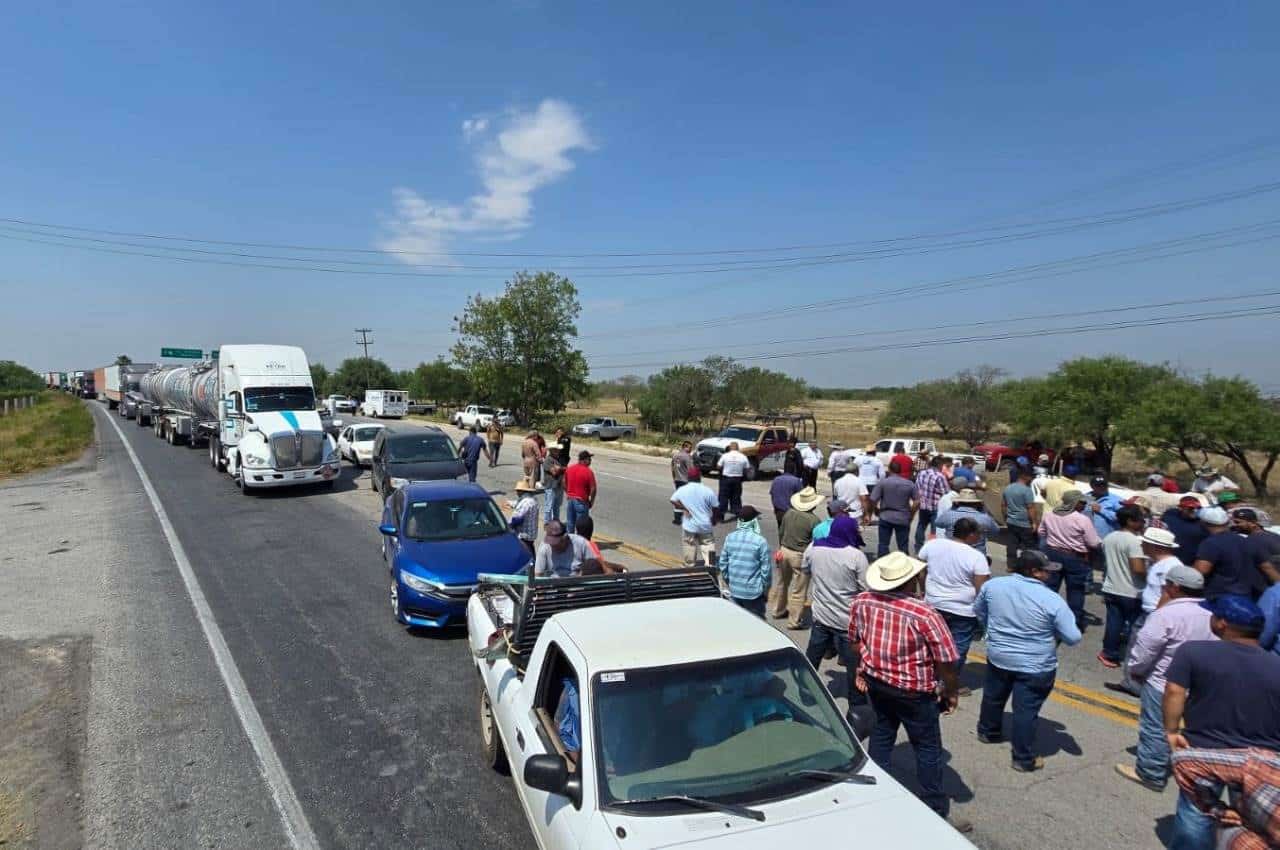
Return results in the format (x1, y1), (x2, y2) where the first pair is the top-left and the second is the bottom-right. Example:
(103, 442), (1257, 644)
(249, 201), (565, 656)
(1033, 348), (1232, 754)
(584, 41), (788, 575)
(378, 524), (398, 536)
(523, 754), (582, 808)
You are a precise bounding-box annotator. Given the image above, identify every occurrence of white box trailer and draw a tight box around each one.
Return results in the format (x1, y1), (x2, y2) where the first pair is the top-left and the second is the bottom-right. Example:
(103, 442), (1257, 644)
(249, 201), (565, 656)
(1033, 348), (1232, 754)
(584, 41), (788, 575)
(361, 389), (408, 419)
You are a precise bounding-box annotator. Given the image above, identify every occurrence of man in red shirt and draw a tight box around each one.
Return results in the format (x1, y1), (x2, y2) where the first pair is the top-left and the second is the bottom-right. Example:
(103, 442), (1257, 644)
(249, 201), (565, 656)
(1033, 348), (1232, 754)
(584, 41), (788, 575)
(563, 450), (597, 537)
(891, 450), (916, 479)
(850, 551), (966, 830)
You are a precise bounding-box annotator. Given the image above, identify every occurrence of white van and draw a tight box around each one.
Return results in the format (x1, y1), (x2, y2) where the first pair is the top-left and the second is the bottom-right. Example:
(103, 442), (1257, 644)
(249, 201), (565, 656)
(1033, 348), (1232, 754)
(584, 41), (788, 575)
(361, 389), (408, 419)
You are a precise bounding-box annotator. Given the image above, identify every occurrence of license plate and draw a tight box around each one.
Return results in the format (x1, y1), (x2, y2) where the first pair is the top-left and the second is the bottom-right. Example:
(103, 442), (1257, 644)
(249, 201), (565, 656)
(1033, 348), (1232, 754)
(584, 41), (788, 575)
(293, 471), (307, 479)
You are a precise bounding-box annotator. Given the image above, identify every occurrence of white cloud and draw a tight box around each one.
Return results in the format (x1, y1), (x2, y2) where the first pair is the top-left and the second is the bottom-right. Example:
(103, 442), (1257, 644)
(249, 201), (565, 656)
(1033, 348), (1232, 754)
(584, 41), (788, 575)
(379, 99), (592, 263)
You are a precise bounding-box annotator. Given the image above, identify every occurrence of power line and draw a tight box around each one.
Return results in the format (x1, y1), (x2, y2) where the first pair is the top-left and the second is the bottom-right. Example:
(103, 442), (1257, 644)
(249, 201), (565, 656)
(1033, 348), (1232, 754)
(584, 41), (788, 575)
(588, 304), (1280, 372)
(577, 220), (1280, 339)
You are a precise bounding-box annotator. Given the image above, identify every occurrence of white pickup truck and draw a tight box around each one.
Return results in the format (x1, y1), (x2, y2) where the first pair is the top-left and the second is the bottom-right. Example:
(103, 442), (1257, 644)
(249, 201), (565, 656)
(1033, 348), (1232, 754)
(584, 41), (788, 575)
(849, 437), (984, 471)
(467, 570), (974, 850)
(571, 417), (637, 441)
(453, 404), (514, 429)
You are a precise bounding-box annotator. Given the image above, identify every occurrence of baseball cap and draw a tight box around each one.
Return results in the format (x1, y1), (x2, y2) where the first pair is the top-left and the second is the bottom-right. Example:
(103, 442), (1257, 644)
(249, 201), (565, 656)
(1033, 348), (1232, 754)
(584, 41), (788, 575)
(1147, 473), (1164, 485)
(1015, 456), (1030, 466)
(578, 450), (593, 460)
(1199, 594), (1265, 629)
(686, 467), (702, 480)
(1178, 495), (1202, 508)
(1234, 508), (1259, 523)
(1199, 506), (1230, 526)
(1216, 490), (1241, 505)
(1018, 549), (1060, 572)
(1090, 475), (1108, 487)
(827, 498), (850, 513)
(738, 505), (761, 522)
(1164, 564), (1204, 590)
(1037, 453), (1050, 463)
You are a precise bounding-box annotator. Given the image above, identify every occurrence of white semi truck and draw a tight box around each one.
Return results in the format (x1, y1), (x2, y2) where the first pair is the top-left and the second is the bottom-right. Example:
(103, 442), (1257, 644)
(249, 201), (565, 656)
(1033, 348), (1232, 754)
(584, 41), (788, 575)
(139, 345), (340, 494)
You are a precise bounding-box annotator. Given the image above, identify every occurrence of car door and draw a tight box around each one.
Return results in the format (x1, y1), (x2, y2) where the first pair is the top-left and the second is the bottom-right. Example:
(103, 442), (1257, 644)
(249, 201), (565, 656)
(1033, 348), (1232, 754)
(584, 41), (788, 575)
(383, 487), (405, 563)
(372, 432), (387, 492)
(512, 639), (590, 850)
(339, 427), (353, 458)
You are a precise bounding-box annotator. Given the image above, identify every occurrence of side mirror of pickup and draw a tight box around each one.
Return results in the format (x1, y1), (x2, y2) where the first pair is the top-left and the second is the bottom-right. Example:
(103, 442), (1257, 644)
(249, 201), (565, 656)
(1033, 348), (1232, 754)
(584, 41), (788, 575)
(524, 754), (582, 808)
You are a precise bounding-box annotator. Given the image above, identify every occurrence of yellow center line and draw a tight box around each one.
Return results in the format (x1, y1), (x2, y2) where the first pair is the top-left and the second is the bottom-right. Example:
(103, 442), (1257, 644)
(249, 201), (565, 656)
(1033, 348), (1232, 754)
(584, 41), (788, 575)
(967, 651), (1140, 718)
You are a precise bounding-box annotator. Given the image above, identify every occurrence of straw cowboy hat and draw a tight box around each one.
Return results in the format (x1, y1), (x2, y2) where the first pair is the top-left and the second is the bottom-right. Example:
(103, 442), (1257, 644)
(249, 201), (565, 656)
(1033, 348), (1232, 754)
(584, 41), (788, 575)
(953, 488), (983, 505)
(790, 486), (823, 512)
(514, 477), (541, 493)
(866, 551), (928, 592)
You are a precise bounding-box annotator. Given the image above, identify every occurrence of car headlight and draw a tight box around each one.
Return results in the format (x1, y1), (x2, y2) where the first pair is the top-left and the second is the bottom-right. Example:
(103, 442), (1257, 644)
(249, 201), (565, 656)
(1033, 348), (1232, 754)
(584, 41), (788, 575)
(399, 570), (441, 594)
(390, 477), (408, 490)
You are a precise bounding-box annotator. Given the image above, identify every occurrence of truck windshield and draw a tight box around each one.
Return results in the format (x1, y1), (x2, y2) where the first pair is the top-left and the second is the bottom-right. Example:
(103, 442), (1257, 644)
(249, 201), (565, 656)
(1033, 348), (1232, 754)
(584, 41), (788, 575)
(403, 497), (506, 540)
(718, 426), (761, 441)
(593, 648), (864, 807)
(245, 387), (316, 412)
(476, 406), (496, 415)
(386, 435), (458, 463)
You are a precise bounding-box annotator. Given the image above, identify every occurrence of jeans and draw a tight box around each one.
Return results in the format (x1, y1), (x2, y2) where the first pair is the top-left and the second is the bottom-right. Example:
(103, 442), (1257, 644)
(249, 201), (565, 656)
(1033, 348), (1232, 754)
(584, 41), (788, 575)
(1101, 593), (1143, 662)
(914, 508), (936, 550)
(876, 522), (910, 559)
(976, 662), (1056, 768)
(1134, 681), (1170, 786)
(1043, 548), (1090, 628)
(805, 622), (865, 707)
(732, 594), (766, 617)
(718, 476), (743, 519)
(940, 612), (978, 668)
(1119, 613), (1148, 692)
(542, 480), (563, 523)
(464, 460), (479, 483)
(566, 498), (590, 536)
(1170, 788), (1217, 850)
(1006, 524), (1037, 560)
(673, 483), (687, 522)
(866, 678), (948, 817)
(489, 443), (501, 466)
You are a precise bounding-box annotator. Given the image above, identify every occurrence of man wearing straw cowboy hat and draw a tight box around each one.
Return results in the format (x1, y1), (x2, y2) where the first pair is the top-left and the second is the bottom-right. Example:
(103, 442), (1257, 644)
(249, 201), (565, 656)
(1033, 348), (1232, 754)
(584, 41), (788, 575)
(771, 486), (824, 628)
(507, 477), (541, 557)
(849, 551), (967, 831)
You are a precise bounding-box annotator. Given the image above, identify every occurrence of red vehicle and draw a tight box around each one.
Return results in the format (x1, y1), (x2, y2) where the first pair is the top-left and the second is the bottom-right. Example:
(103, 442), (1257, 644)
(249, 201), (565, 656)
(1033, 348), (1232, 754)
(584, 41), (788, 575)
(975, 440), (1055, 471)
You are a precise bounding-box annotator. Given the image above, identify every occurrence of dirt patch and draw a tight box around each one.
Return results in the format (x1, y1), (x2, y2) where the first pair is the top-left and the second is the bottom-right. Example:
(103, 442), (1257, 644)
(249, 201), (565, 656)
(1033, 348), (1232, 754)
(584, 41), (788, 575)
(0, 636), (90, 850)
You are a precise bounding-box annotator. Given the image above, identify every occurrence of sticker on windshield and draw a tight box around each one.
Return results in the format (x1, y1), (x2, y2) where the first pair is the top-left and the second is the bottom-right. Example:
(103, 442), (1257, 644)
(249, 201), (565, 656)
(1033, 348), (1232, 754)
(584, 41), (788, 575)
(600, 672), (625, 683)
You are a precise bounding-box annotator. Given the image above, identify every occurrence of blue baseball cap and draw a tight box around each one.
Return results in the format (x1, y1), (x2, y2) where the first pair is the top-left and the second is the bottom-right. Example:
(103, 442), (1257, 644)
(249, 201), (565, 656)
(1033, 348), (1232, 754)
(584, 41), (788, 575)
(1015, 456), (1030, 466)
(1199, 595), (1265, 630)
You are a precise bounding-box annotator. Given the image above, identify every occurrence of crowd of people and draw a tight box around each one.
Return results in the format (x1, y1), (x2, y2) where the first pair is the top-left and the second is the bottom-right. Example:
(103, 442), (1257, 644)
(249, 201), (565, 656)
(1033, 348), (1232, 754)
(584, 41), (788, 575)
(666, 439), (1280, 845)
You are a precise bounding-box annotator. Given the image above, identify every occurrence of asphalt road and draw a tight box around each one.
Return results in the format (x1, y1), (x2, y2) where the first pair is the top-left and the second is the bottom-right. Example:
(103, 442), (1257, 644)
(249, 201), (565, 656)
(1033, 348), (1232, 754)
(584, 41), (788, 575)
(1, 404), (1182, 849)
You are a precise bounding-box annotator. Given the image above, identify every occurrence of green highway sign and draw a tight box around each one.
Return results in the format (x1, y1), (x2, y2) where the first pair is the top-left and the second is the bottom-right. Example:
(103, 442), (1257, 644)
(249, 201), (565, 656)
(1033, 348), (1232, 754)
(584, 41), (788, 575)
(210, 349), (219, 359)
(161, 347), (203, 359)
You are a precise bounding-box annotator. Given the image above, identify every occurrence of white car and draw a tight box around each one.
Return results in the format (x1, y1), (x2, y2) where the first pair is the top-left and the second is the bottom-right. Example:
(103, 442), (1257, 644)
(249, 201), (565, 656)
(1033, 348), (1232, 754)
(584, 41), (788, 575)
(325, 394), (357, 414)
(338, 423), (385, 467)
(469, 573), (976, 850)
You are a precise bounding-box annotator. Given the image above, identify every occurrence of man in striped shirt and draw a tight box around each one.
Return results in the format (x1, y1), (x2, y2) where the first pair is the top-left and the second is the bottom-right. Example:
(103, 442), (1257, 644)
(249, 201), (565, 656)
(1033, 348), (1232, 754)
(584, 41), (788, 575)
(914, 455), (951, 552)
(718, 506), (771, 617)
(849, 551), (965, 829)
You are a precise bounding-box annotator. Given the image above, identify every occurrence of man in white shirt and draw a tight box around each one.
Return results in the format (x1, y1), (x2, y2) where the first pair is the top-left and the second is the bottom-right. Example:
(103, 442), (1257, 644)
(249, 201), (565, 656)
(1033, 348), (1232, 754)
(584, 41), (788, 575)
(716, 442), (750, 523)
(919, 517), (991, 673)
(827, 442), (852, 492)
(833, 473), (869, 520)
(800, 442), (823, 489)
(855, 452), (886, 489)
(1191, 465), (1238, 502)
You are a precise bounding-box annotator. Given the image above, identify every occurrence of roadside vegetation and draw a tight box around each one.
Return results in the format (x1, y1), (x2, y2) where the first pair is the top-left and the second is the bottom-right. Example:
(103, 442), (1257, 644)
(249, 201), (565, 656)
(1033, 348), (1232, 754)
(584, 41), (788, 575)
(0, 392), (95, 478)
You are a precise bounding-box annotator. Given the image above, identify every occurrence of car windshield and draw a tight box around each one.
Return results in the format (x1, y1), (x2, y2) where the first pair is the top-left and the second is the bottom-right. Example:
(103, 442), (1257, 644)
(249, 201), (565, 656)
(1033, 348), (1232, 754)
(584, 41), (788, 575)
(245, 386), (316, 412)
(386, 434), (458, 463)
(593, 648), (864, 807)
(403, 497), (506, 540)
(718, 426), (761, 441)
(354, 427), (382, 441)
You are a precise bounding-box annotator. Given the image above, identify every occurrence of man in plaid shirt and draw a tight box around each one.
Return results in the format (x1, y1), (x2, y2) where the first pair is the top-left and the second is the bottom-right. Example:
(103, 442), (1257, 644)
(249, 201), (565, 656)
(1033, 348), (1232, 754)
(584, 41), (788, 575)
(1171, 747), (1280, 850)
(850, 551), (966, 830)
(718, 506), (771, 617)
(914, 455), (951, 552)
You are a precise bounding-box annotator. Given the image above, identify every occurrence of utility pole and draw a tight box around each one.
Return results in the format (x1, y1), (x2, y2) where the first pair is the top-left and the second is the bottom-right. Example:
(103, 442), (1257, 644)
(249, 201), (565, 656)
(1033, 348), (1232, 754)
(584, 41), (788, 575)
(355, 328), (373, 397)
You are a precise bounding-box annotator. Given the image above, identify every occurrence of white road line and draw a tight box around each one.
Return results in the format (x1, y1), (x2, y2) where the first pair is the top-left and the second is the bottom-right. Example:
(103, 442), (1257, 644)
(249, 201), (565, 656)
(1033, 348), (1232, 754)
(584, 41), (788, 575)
(594, 469), (672, 490)
(101, 411), (321, 850)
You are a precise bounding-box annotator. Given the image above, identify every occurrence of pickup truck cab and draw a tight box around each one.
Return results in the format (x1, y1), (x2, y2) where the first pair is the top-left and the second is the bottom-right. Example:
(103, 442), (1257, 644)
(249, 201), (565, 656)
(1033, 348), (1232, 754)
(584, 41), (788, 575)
(325, 394), (357, 414)
(694, 424), (791, 477)
(571, 417), (637, 441)
(850, 437), (985, 473)
(468, 571), (974, 850)
(453, 404), (514, 429)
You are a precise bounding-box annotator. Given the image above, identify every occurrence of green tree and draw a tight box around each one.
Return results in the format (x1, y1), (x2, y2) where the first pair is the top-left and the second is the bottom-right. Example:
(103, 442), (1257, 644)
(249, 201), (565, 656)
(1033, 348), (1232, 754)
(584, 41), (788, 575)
(1006, 356), (1173, 474)
(410, 358), (471, 405)
(1192, 377), (1280, 497)
(328, 357), (396, 399)
(451, 271), (588, 424)
(310, 362), (330, 398)
(1115, 374), (1211, 474)
(636, 365), (715, 435)
(614, 374), (643, 414)
(0, 361), (44, 392)
(729, 367), (807, 416)
(878, 366), (1006, 446)
(114, 354), (133, 366)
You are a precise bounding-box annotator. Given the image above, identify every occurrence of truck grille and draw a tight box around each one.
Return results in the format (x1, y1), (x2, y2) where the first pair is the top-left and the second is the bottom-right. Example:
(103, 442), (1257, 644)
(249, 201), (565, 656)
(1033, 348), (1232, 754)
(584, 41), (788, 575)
(696, 447), (722, 467)
(270, 432), (325, 469)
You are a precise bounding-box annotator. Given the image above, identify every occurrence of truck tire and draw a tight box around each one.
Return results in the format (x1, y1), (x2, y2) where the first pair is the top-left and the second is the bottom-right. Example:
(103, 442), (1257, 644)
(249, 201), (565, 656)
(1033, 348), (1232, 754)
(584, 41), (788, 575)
(478, 683), (508, 773)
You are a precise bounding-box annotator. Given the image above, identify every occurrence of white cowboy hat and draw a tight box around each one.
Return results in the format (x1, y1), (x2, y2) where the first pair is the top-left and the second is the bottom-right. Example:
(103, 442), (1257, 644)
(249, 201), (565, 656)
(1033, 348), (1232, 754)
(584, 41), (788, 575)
(514, 478), (541, 493)
(790, 486), (823, 512)
(866, 551), (928, 592)
(953, 488), (983, 505)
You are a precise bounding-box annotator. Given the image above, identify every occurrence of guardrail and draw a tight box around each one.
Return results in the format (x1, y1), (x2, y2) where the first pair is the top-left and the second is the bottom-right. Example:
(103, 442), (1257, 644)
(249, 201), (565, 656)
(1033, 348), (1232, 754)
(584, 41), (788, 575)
(0, 395), (39, 416)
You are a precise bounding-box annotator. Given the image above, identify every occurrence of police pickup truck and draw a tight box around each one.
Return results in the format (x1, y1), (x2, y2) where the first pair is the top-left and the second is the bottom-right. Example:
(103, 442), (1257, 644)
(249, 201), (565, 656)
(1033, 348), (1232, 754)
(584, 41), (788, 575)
(467, 569), (974, 850)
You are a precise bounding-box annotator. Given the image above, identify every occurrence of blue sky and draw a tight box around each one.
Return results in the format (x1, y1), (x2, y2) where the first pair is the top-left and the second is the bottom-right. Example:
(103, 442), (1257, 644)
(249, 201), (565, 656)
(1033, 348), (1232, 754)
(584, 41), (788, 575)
(2, 1), (1279, 390)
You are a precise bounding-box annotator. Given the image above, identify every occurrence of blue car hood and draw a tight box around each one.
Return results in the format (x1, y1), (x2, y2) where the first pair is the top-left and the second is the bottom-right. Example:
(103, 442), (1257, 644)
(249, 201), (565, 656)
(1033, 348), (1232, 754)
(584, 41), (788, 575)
(397, 531), (529, 586)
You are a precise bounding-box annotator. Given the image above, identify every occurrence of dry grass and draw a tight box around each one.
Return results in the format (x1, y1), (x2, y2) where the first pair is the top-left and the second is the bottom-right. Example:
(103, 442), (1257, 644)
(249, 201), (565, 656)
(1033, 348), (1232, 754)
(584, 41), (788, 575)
(0, 393), (94, 478)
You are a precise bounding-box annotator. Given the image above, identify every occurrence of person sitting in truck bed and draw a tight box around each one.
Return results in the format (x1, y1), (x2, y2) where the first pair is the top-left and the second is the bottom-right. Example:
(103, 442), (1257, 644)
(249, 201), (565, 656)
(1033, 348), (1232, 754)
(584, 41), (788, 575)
(534, 520), (592, 578)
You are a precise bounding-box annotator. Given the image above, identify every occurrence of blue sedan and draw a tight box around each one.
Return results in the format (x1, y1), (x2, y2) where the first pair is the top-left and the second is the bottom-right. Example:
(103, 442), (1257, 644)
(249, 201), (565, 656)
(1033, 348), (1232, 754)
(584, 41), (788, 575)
(379, 480), (531, 628)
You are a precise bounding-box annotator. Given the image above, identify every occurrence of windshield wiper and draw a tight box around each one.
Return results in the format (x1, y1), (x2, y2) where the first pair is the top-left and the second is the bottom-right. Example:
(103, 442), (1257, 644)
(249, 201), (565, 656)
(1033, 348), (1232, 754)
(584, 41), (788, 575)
(783, 767), (877, 785)
(612, 794), (766, 822)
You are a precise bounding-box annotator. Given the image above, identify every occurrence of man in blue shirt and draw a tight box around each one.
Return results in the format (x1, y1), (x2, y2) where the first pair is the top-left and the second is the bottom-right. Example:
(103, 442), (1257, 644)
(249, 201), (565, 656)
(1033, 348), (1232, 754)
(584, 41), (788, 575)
(769, 469), (804, 534)
(718, 506), (772, 616)
(458, 426), (491, 483)
(974, 549), (1083, 772)
(1161, 496), (1209, 565)
(1084, 475), (1123, 541)
(671, 470), (719, 568)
